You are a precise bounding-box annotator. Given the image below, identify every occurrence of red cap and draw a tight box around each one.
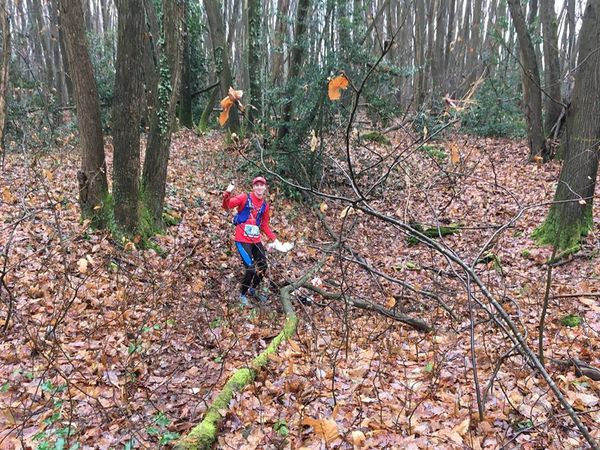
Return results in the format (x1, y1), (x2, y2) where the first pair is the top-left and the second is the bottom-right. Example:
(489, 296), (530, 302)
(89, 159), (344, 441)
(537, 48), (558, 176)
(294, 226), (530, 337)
(252, 176), (267, 185)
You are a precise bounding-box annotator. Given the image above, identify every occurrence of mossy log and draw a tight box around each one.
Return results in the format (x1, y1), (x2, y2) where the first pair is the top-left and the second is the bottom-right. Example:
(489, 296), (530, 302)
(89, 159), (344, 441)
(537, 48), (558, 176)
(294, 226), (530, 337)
(407, 223), (462, 244)
(176, 255), (329, 450)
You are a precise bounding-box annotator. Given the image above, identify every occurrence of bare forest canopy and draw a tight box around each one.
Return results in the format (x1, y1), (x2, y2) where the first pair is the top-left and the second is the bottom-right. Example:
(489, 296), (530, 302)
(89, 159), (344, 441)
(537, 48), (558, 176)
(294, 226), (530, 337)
(0, 0), (600, 449)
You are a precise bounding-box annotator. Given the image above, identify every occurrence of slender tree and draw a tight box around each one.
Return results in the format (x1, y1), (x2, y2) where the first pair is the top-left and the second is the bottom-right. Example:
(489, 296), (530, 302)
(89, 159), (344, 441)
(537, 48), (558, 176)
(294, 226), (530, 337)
(0, 0), (10, 153)
(204, 0), (239, 132)
(277, 0), (311, 141)
(507, 0), (547, 160)
(533, 0), (600, 251)
(141, 0), (183, 229)
(540, 0), (562, 137)
(179, 0), (193, 128)
(247, 0), (262, 126)
(112, 0), (144, 233)
(58, 0), (108, 223)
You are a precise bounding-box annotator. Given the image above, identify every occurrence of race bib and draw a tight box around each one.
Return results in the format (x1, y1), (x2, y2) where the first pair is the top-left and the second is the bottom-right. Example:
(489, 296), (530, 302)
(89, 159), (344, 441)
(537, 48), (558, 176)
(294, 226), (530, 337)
(244, 224), (260, 238)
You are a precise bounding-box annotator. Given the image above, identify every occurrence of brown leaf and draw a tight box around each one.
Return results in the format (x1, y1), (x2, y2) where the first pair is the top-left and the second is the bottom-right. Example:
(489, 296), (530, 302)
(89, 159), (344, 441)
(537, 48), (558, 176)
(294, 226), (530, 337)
(302, 417), (339, 444)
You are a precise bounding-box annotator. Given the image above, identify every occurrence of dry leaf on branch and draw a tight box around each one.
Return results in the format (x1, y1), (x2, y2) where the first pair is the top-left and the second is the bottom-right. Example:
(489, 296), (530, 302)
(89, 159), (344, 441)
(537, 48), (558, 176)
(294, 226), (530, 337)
(219, 87), (244, 126)
(328, 74), (349, 100)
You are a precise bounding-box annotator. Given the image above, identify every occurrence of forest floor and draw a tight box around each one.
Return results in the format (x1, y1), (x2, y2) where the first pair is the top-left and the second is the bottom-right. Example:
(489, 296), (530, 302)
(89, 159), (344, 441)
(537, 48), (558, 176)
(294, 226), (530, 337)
(0, 128), (599, 449)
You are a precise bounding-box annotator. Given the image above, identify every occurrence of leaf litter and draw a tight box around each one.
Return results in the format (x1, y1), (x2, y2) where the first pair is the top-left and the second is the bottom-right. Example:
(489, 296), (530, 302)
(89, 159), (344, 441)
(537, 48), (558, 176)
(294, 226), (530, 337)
(0, 128), (599, 449)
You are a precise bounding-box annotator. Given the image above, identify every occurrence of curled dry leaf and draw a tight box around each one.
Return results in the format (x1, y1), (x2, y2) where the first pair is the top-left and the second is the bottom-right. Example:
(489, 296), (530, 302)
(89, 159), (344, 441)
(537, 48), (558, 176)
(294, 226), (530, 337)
(352, 430), (366, 449)
(219, 87), (244, 126)
(328, 74), (349, 100)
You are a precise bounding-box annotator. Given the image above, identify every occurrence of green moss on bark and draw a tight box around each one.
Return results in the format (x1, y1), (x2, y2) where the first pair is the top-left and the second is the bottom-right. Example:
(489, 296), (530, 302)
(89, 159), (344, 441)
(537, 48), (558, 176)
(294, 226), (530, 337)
(533, 206), (593, 253)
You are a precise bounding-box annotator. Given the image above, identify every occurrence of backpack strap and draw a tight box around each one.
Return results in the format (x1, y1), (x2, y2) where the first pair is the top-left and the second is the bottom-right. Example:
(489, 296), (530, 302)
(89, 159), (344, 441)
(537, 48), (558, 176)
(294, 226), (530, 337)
(256, 201), (267, 227)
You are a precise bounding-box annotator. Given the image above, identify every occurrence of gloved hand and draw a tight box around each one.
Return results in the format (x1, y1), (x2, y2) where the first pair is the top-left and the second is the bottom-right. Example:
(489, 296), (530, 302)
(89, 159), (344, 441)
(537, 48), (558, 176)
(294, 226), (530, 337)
(268, 239), (294, 253)
(226, 183), (235, 193)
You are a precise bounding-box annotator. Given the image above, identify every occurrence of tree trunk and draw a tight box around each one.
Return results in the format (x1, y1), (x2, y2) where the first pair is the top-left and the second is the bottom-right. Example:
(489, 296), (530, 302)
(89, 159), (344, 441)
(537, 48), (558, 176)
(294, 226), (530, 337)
(431, 0), (446, 97)
(112, 0), (144, 233)
(57, 1), (74, 103)
(464, 0), (481, 87)
(58, 0), (109, 223)
(179, 0), (193, 128)
(0, 0), (10, 154)
(247, 0), (262, 127)
(203, 0), (239, 132)
(540, 0), (562, 136)
(48, 0), (68, 107)
(277, 0), (311, 141)
(270, 0), (290, 85)
(413, 0), (425, 110)
(31, 0), (55, 90)
(444, 0), (455, 81)
(141, 0), (183, 229)
(507, 0), (547, 160)
(533, 0), (600, 251)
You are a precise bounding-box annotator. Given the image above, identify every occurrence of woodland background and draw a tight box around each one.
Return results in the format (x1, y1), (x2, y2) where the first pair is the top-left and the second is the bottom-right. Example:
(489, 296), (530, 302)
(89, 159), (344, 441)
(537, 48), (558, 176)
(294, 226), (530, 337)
(0, 0), (599, 449)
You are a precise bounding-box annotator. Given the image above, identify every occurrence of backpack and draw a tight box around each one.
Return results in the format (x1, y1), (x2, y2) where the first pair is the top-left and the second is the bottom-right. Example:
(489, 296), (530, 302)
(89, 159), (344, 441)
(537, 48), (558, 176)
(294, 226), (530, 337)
(232, 193), (267, 226)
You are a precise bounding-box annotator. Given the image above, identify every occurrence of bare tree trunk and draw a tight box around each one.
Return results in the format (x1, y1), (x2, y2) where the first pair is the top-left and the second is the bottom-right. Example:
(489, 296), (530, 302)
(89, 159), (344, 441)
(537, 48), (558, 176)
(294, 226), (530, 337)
(26, 0), (44, 80)
(413, 0), (425, 110)
(534, 0), (600, 250)
(431, 0), (446, 97)
(112, 0), (144, 233)
(58, 0), (109, 223)
(48, 0), (68, 107)
(247, 0), (262, 126)
(464, 0), (481, 87)
(204, 0), (239, 132)
(57, 1), (73, 102)
(540, 0), (562, 136)
(507, 0), (547, 160)
(270, 0), (290, 84)
(0, 0), (10, 154)
(444, 0), (455, 89)
(179, 0), (193, 129)
(277, 0), (311, 141)
(142, 0), (183, 229)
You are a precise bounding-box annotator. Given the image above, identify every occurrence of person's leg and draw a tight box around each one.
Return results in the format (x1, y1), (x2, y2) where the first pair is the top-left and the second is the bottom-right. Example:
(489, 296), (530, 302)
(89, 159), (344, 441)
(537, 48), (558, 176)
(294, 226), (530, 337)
(235, 242), (255, 298)
(249, 244), (268, 301)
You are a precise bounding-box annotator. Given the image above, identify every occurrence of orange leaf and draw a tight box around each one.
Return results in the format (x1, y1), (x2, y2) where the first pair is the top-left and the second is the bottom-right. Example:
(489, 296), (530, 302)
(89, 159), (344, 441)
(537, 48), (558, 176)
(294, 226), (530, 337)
(218, 87), (244, 127)
(450, 144), (460, 165)
(302, 417), (339, 444)
(328, 74), (349, 100)
(2, 187), (16, 204)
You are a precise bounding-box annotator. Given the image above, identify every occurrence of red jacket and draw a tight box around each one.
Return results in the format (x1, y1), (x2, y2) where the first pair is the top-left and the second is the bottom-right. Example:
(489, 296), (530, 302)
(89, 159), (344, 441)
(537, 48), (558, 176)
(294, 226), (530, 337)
(222, 191), (277, 243)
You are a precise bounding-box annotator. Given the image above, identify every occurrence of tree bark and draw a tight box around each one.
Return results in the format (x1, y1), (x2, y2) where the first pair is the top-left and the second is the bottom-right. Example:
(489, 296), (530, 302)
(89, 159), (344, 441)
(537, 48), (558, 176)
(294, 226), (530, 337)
(112, 0), (144, 233)
(56, 1), (73, 103)
(277, 0), (311, 141)
(270, 0), (290, 85)
(141, 0), (183, 229)
(48, 0), (68, 108)
(533, 0), (600, 251)
(58, 0), (109, 223)
(247, 0), (262, 126)
(540, 0), (562, 136)
(431, 0), (446, 97)
(0, 0), (10, 154)
(203, 0), (239, 132)
(413, 0), (425, 110)
(507, 0), (547, 160)
(179, 0), (193, 128)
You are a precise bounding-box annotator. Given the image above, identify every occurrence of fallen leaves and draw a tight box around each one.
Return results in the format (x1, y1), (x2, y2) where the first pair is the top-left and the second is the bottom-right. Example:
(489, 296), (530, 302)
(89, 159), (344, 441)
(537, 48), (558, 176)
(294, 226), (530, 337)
(301, 417), (339, 444)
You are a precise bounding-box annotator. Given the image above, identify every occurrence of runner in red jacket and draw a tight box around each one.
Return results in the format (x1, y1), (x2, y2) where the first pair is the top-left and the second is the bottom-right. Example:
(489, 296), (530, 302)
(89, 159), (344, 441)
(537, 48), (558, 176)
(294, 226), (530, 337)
(222, 176), (279, 306)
